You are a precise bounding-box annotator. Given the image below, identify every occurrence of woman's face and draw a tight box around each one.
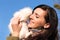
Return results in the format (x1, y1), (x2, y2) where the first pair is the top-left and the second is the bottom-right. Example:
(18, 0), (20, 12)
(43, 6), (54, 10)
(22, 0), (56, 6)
(28, 8), (47, 29)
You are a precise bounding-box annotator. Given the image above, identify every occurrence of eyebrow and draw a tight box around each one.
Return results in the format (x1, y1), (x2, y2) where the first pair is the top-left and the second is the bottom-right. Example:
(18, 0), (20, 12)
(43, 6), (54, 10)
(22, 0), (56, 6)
(35, 13), (40, 17)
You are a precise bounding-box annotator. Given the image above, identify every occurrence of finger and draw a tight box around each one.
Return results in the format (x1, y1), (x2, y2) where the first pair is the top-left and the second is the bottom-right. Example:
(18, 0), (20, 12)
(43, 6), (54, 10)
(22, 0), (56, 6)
(12, 24), (18, 31)
(18, 23), (22, 31)
(12, 16), (20, 20)
(11, 17), (20, 24)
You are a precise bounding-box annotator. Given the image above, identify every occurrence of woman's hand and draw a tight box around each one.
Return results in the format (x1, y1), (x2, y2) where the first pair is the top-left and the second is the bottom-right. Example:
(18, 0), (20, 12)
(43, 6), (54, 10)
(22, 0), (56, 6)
(11, 17), (22, 37)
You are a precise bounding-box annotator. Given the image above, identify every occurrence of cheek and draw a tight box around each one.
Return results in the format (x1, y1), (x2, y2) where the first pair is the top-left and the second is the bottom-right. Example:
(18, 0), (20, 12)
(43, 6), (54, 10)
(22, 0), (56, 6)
(35, 18), (46, 26)
(34, 21), (41, 27)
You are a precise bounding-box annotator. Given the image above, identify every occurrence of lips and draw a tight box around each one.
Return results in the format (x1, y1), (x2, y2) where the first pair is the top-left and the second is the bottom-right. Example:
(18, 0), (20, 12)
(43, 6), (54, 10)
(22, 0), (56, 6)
(29, 20), (34, 24)
(28, 19), (35, 28)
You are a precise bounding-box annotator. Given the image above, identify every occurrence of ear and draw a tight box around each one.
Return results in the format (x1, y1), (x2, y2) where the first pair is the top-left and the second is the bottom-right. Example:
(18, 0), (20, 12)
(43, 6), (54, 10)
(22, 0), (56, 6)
(44, 23), (50, 28)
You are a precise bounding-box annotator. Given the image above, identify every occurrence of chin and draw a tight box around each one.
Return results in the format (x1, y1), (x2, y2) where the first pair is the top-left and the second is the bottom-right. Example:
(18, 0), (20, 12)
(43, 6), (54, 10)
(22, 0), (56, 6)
(28, 24), (32, 28)
(28, 24), (33, 28)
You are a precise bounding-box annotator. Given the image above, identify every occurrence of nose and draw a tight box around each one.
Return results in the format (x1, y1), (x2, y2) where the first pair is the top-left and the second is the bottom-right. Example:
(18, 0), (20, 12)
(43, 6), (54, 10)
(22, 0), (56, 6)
(29, 14), (34, 20)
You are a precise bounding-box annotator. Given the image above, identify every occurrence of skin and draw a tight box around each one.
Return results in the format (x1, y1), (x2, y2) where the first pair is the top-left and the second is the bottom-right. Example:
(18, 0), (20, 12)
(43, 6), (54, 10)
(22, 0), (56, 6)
(28, 8), (47, 29)
(11, 17), (22, 37)
(11, 8), (50, 37)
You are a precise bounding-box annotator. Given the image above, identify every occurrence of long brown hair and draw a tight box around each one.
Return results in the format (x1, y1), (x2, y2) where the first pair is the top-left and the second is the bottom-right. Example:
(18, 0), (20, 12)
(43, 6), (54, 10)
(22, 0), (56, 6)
(26, 4), (58, 40)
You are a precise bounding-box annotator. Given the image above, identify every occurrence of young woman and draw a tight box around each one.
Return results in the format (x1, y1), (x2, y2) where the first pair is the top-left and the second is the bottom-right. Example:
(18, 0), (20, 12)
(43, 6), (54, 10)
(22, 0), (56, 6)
(7, 4), (58, 40)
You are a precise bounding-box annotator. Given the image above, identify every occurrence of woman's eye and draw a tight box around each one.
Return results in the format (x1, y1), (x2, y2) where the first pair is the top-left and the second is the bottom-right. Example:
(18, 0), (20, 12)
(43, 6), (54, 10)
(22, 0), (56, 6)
(36, 16), (39, 18)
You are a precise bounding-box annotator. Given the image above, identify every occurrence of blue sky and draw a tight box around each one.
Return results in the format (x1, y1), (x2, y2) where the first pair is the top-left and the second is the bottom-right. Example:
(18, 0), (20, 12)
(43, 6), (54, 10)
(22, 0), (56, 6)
(0, 0), (60, 40)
